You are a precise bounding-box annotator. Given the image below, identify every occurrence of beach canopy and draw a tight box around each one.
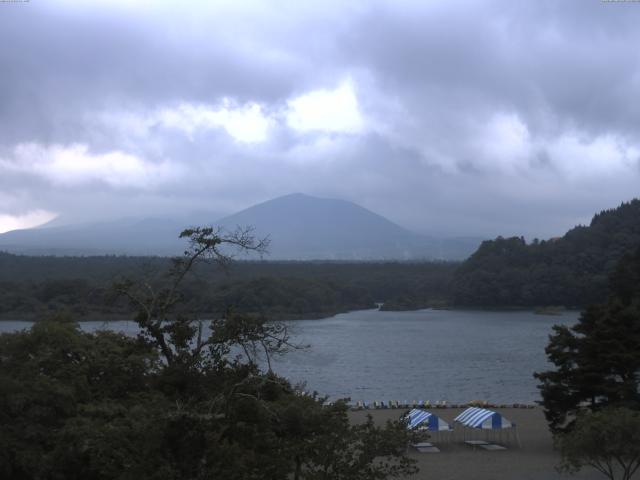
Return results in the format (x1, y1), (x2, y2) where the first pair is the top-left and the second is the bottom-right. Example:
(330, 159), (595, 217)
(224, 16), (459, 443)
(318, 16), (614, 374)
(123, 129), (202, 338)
(404, 409), (452, 431)
(454, 407), (514, 430)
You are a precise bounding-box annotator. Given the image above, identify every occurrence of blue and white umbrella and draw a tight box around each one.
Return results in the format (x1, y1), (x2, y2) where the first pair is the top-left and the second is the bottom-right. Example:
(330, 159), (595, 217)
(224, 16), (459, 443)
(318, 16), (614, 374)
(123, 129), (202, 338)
(454, 407), (514, 430)
(404, 409), (452, 431)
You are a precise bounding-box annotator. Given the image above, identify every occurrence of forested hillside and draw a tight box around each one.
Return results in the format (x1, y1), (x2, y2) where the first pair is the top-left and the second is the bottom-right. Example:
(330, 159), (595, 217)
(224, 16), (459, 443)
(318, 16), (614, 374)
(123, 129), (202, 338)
(452, 200), (640, 307)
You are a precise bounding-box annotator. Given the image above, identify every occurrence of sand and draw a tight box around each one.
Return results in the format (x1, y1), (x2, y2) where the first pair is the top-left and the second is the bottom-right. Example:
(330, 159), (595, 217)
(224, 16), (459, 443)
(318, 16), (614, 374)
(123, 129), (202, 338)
(349, 407), (605, 480)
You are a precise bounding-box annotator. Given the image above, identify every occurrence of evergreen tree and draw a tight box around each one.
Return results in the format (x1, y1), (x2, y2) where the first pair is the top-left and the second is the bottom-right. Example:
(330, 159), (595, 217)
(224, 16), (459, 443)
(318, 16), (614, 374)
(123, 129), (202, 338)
(535, 247), (640, 433)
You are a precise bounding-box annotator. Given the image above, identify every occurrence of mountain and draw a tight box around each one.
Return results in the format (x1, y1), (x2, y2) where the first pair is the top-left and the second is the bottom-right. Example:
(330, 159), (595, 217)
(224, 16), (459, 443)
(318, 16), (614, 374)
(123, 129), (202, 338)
(451, 199), (640, 307)
(0, 194), (482, 260)
(216, 193), (479, 260)
(0, 216), (212, 256)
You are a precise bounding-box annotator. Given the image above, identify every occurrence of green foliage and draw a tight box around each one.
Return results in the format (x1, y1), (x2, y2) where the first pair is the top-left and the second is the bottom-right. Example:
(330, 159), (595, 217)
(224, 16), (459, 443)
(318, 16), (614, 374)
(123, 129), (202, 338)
(273, 396), (418, 480)
(0, 320), (161, 479)
(0, 255), (456, 320)
(557, 407), (640, 480)
(452, 199), (640, 307)
(0, 227), (417, 479)
(535, 247), (640, 433)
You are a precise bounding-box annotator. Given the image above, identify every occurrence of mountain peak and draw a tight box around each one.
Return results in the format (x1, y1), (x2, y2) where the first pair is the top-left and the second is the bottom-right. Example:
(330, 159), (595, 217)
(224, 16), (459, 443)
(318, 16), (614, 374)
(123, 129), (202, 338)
(258, 192), (349, 205)
(215, 194), (480, 260)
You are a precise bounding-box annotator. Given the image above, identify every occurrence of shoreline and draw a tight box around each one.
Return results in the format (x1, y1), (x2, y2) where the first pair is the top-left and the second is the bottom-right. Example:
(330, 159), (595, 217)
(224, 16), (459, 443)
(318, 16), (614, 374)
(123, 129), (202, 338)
(351, 407), (601, 480)
(0, 305), (583, 323)
(348, 401), (538, 410)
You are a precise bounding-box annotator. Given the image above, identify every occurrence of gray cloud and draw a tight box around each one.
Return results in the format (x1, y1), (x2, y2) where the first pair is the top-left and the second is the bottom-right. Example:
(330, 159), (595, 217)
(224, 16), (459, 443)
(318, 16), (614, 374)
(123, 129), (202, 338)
(0, 0), (639, 238)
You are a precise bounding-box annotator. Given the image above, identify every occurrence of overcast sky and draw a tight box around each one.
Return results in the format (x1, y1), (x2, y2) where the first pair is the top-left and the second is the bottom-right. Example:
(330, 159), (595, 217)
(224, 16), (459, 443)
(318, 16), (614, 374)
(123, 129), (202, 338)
(1, 0), (639, 238)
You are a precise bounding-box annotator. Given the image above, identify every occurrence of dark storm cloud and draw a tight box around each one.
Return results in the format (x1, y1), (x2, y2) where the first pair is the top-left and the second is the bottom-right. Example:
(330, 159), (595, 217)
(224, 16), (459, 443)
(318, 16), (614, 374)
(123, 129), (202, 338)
(341, 0), (640, 138)
(0, 5), (306, 145)
(0, 0), (639, 237)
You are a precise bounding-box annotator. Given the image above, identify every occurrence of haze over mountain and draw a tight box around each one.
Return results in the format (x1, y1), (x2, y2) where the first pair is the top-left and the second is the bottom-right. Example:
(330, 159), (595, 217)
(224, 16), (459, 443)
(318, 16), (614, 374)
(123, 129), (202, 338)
(0, 217), (203, 256)
(0, 194), (481, 260)
(217, 193), (481, 260)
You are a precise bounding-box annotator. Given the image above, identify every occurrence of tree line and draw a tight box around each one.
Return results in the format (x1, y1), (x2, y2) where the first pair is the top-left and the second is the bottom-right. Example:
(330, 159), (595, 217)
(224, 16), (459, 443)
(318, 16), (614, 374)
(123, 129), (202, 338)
(0, 255), (456, 320)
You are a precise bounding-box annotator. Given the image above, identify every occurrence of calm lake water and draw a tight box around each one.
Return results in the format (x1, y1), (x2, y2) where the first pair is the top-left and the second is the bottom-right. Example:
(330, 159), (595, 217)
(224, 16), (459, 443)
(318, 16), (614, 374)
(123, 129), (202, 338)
(0, 309), (579, 403)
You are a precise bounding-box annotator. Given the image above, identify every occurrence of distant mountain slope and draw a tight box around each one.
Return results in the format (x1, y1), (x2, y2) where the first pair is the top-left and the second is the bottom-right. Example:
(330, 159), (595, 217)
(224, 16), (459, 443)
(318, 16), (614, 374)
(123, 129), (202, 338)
(0, 194), (481, 259)
(216, 193), (479, 260)
(451, 199), (640, 307)
(0, 217), (203, 256)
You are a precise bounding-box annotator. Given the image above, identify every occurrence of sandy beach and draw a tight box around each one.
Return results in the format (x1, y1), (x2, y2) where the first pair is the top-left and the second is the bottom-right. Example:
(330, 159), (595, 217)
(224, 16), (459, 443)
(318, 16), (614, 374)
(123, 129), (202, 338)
(350, 407), (603, 480)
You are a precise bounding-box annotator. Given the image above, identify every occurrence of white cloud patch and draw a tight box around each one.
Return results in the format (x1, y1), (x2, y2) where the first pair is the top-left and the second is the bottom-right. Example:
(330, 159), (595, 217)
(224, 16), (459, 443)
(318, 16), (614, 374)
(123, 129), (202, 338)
(156, 101), (271, 143)
(1, 143), (178, 188)
(429, 112), (640, 180)
(0, 209), (57, 234)
(286, 79), (365, 134)
(479, 113), (532, 173)
(547, 133), (640, 180)
(95, 84), (368, 149)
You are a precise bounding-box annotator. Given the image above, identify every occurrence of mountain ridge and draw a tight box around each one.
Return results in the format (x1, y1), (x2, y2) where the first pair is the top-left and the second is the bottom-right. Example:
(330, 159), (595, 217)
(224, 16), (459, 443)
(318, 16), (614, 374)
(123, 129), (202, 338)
(0, 193), (482, 260)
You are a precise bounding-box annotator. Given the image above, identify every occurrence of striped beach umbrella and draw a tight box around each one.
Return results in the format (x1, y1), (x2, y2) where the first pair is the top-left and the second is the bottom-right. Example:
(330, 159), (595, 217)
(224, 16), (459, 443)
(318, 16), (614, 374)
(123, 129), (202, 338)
(404, 409), (452, 431)
(454, 407), (513, 429)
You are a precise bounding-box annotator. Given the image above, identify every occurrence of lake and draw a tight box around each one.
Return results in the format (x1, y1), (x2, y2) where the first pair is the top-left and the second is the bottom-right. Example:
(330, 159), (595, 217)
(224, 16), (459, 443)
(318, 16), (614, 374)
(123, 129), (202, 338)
(0, 309), (579, 403)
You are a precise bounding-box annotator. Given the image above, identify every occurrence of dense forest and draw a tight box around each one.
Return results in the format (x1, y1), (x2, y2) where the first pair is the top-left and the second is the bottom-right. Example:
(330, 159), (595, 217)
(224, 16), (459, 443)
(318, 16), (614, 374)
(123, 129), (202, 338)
(0, 255), (455, 320)
(452, 199), (640, 307)
(1, 199), (640, 319)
